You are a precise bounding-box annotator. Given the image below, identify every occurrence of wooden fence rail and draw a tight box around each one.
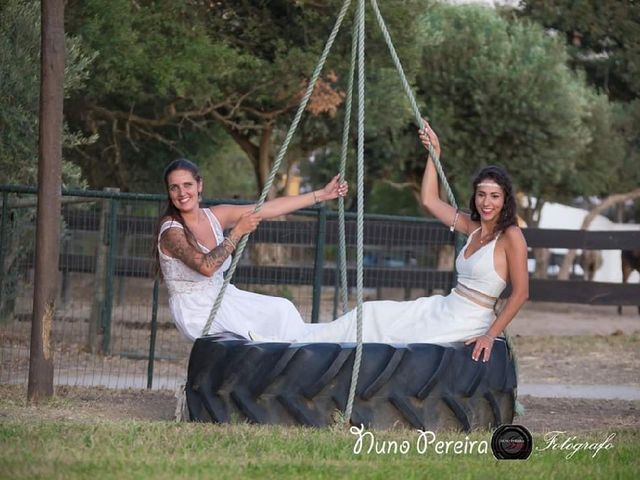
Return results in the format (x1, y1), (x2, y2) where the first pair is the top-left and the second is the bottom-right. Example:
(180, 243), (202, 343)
(14, 211), (640, 306)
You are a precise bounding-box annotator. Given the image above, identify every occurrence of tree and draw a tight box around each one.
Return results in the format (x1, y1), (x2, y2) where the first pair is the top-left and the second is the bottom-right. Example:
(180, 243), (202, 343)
(392, 4), (622, 226)
(517, 0), (640, 102)
(517, 0), (640, 214)
(28, 0), (65, 403)
(301, 65), (426, 213)
(64, 0), (425, 194)
(0, 0), (92, 187)
(0, 0), (94, 323)
(611, 100), (640, 197)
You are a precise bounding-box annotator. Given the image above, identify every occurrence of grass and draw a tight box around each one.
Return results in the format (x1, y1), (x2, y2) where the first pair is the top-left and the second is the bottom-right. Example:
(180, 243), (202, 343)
(1, 331), (638, 479)
(0, 420), (638, 479)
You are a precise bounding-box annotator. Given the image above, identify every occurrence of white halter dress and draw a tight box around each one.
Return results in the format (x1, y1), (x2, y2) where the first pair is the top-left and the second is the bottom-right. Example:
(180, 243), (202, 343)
(158, 208), (313, 342)
(297, 228), (507, 344)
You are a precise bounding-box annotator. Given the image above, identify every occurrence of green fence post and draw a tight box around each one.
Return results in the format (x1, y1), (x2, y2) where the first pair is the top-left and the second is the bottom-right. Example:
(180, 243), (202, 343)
(311, 205), (327, 324)
(88, 196), (107, 353)
(332, 233), (344, 320)
(0, 191), (9, 321)
(101, 189), (119, 354)
(332, 260), (340, 321)
(147, 278), (160, 389)
(0, 192), (8, 318)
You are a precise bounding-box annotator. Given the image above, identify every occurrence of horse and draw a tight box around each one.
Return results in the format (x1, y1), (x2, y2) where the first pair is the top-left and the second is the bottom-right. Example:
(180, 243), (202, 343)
(618, 249), (640, 315)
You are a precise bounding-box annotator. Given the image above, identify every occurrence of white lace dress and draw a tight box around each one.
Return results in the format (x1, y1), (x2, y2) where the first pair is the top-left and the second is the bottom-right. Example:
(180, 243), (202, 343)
(158, 209), (315, 342)
(296, 228), (507, 344)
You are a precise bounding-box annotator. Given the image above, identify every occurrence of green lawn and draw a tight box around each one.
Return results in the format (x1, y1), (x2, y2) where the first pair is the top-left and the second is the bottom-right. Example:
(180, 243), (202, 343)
(0, 420), (637, 479)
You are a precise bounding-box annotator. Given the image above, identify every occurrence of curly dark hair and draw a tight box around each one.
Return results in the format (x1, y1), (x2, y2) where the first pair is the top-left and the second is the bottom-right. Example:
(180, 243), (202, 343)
(153, 158), (203, 277)
(468, 165), (517, 236)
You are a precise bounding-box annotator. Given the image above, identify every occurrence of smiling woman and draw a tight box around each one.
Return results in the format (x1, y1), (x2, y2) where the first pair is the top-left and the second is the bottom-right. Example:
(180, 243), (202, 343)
(155, 158), (348, 342)
(256, 120), (529, 363)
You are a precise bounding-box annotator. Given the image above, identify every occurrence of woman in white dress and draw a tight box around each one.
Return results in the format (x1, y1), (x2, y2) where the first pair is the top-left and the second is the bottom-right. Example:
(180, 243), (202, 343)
(156, 158), (348, 342)
(273, 120), (529, 362)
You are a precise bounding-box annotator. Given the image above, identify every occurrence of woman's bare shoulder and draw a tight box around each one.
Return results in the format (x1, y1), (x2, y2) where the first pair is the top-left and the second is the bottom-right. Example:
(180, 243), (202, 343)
(502, 225), (527, 248)
(465, 219), (481, 235)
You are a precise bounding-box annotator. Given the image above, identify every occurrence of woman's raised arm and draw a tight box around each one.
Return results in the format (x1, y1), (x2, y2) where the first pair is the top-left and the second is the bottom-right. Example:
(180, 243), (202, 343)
(419, 119), (473, 235)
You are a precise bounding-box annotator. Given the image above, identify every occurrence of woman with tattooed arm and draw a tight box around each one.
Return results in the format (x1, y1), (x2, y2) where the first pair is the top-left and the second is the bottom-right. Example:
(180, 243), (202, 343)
(156, 158), (348, 342)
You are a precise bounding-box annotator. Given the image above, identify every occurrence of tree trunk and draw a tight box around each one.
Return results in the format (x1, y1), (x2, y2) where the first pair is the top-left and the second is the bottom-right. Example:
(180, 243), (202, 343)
(557, 188), (640, 280)
(28, 0), (65, 403)
(258, 124), (279, 200)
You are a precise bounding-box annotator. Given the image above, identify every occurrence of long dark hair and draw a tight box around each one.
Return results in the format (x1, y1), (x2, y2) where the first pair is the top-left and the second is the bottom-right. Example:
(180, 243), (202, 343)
(153, 158), (203, 277)
(468, 165), (517, 236)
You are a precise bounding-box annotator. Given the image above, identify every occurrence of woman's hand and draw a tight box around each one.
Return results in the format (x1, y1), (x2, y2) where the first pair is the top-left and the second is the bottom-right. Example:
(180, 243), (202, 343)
(231, 211), (262, 237)
(318, 174), (349, 202)
(464, 334), (495, 362)
(418, 119), (441, 159)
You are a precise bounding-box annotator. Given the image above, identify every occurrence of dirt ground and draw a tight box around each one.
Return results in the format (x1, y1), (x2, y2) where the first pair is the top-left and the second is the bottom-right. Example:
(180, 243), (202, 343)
(1, 300), (639, 433)
(509, 301), (640, 387)
(0, 384), (637, 434)
(508, 301), (640, 337)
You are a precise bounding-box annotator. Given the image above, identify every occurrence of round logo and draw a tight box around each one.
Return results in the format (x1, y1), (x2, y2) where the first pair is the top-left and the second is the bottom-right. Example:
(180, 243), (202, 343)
(491, 424), (533, 460)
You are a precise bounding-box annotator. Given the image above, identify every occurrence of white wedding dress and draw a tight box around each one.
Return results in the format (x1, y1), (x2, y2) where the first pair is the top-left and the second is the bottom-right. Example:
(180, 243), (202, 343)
(295, 228), (507, 344)
(158, 209), (317, 342)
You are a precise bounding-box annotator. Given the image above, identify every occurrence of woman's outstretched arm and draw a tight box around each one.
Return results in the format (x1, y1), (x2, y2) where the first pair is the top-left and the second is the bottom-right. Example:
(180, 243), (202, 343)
(212, 174), (348, 230)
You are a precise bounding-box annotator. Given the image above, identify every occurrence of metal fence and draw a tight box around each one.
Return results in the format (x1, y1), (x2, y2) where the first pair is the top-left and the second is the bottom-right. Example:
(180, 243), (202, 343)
(0, 185), (454, 390)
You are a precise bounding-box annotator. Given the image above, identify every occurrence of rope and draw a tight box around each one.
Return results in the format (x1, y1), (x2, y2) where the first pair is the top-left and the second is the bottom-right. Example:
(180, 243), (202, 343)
(344, 0), (366, 424)
(201, 0), (354, 336)
(369, 0), (457, 210)
(337, 15), (359, 316)
(197, 0), (519, 424)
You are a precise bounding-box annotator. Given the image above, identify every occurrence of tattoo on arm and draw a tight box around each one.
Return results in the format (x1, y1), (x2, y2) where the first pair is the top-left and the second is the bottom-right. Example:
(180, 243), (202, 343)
(162, 228), (237, 275)
(227, 230), (242, 246)
(198, 239), (235, 271)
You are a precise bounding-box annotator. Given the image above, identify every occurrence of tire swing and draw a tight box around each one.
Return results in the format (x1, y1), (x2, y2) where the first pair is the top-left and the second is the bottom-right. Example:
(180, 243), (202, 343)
(186, 0), (518, 431)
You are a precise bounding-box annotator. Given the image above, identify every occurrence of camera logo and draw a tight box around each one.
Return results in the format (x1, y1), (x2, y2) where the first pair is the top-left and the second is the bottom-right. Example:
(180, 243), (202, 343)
(491, 424), (533, 460)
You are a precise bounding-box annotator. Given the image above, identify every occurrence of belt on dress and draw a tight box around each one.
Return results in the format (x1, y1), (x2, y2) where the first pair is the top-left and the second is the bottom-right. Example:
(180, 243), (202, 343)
(453, 282), (498, 310)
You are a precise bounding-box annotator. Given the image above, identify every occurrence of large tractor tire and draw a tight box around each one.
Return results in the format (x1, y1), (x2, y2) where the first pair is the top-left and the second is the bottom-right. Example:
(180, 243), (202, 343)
(186, 337), (517, 431)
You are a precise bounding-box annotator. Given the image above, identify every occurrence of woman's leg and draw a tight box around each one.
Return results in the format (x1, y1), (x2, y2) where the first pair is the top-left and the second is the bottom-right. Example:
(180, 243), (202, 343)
(296, 299), (426, 343)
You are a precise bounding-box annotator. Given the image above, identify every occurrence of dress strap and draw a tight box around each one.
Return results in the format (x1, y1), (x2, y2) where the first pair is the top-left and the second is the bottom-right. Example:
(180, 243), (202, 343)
(466, 227), (481, 245)
(159, 219), (183, 239)
(459, 227), (481, 257)
(203, 208), (224, 243)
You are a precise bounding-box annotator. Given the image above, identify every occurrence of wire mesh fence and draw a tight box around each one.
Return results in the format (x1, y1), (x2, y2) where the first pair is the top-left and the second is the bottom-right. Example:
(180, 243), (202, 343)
(0, 186), (455, 390)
